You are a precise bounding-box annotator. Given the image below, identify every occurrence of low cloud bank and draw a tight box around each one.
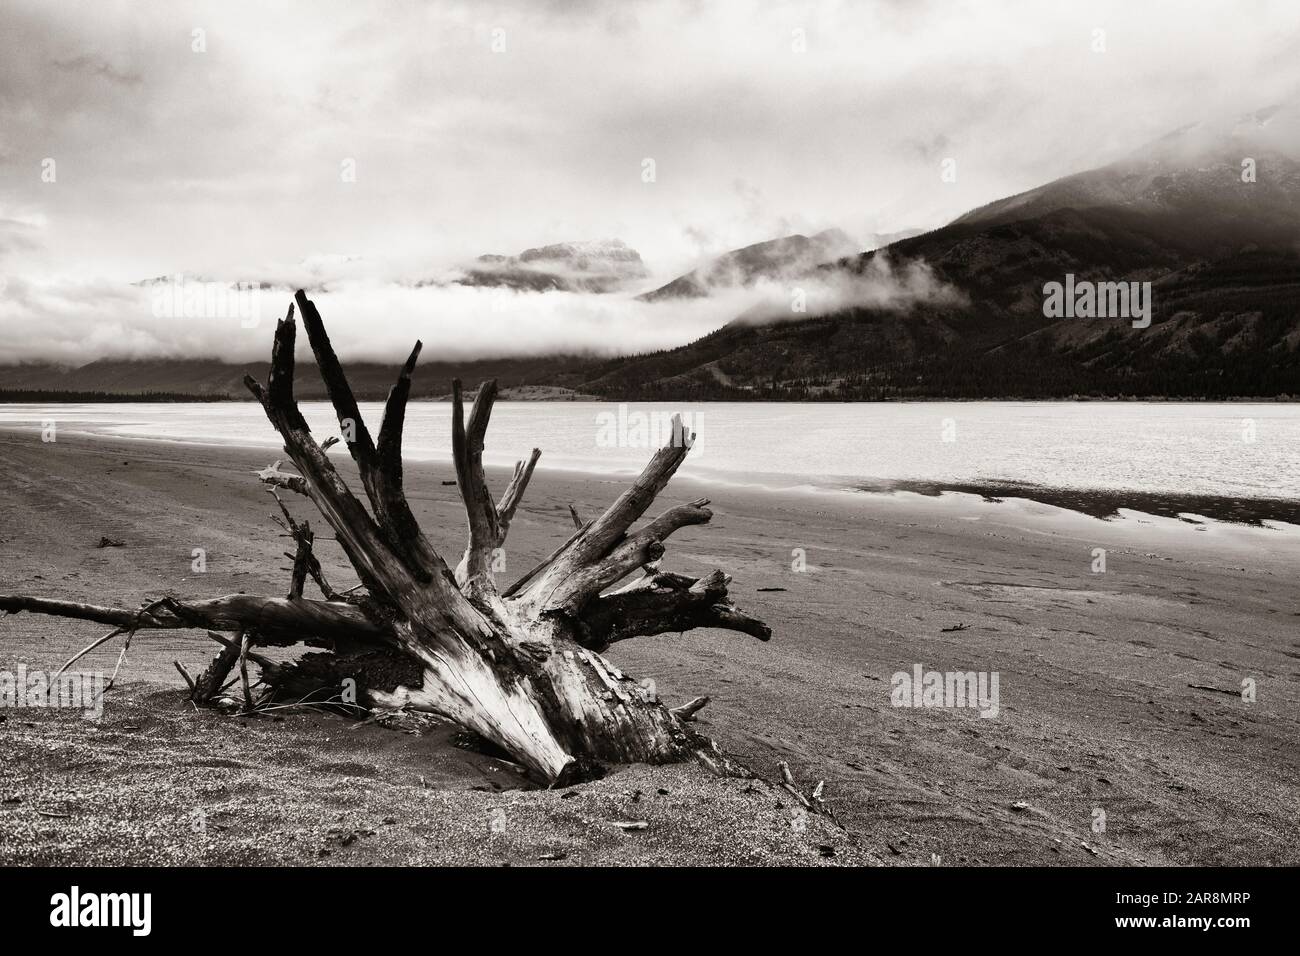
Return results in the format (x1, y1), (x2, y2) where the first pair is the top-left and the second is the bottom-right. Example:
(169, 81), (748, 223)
(0, 254), (964, 366)
(728, 254), (968, 325)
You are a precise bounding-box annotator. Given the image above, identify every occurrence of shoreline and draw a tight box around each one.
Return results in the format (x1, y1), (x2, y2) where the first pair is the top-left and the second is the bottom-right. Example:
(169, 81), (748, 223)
(1, 422), (1295, 533)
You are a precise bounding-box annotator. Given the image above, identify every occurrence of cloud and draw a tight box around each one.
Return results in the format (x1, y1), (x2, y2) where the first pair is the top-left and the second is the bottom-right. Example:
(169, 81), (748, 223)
(1, 0), (1298, 362)
(0, 207), (46, 267)
(726, 254), (967, 326)
(51, 54), (143, 86)
(0, 247), (966, 365)
(0, 273), (738, 364)
(0, 219), (43, 260)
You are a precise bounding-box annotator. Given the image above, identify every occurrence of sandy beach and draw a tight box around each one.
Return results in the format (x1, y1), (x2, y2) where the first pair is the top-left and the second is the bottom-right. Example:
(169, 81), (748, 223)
(1, 427), (1298, 865)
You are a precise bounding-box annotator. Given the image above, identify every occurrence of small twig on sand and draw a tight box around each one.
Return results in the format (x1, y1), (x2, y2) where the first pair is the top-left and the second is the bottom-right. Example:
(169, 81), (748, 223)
(53, 597), (172, 700)
(238, 631), (254, 713)
(349, 706), (408, 729)
(202, 630), (275, 668)
(671, 696), (710, 722)
(811, 779), (827, 812)
(173, 661), (196, 692)
(106, 630), (135, 690)
(52, 627), (124, 687)
(777, 760), (812, 810)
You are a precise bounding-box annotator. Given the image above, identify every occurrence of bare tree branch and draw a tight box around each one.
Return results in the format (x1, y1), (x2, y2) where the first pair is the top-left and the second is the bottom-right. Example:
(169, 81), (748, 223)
(244, 308), (400, 600)
(0, 592), (390, 645)
(452, 379), (502, 596)
(579, 570), (772, 649)
(672, 696), (711, 721)
(518, 416), (697, 613)
(497, 447), (541, 538)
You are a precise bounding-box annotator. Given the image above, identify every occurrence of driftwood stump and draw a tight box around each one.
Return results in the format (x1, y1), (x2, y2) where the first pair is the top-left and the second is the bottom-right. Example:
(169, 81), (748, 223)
(0, 291), (771, 784)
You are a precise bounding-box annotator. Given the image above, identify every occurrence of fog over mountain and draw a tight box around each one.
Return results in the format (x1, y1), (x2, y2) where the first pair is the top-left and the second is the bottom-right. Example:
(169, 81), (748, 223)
(574, 103), (1300, 400)
(456, 239), (650, 293)
(2, 0), (1299, 378)
(638, 228), (859, 301)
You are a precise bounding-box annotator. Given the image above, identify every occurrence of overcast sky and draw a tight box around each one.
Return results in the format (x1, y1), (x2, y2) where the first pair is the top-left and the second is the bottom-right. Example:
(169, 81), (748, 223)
(2, 0), (1299, 363)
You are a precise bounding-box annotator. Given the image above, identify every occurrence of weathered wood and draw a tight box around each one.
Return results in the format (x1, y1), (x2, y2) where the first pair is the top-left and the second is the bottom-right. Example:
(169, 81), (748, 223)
(172, 660), (196, 693)
(192, 633), (244, 703)
(497, 448), (541, 536)
(777, 760), (812, 809)
(271, 491), (348, 603)
(579, 570), (771, 649)
(238, 630), (254, 712)
(254, 460), (308, 496)
(671, 696), (710, 721)
(452, 378), (503, 598)
(0, 593), (388, 644)
(449, 387), (543, 603)
(246, 303), (576, 779)
(516, 420), (699, 615)
(0, 291), (773, 785)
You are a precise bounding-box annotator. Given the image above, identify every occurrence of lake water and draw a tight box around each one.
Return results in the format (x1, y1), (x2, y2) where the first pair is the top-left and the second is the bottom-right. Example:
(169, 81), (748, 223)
(2, 401), (1296, 508)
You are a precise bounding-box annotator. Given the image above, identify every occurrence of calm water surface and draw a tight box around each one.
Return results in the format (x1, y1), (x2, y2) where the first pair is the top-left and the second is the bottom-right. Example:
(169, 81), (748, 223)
(2, 401), (1295, 504)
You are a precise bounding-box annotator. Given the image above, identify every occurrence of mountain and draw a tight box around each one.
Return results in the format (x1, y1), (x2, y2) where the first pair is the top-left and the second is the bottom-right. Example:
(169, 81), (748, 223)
(456, 238), (649, 293)
(580, 106), (1300, 399)
(953, 104), (1300, 240)
(862, 227), (925, 250)
(7, 109), (1300, 402)
(638, 228), (858, 301)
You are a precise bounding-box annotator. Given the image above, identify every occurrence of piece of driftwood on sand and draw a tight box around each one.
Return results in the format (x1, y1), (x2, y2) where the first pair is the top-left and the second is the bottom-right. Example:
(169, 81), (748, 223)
(0, 290), (774, 786)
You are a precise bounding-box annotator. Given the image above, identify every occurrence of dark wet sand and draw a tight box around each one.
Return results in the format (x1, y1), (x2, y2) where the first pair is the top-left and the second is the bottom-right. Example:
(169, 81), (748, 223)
(2, 428), (1298, 865)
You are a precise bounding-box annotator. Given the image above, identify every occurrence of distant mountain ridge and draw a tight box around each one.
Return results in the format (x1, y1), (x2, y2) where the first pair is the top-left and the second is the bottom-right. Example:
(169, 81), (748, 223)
(5, 107), (1300, 401)
(576, 105), (1300, 399)
(638, 228), (857, 301)
(457, 238), (649, 293)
